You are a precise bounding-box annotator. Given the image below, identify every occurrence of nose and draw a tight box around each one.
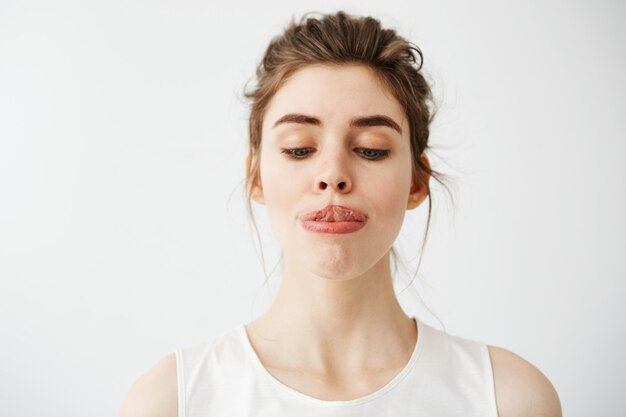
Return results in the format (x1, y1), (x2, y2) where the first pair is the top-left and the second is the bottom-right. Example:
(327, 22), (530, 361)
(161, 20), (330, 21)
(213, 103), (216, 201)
(314, 151), (352, 193)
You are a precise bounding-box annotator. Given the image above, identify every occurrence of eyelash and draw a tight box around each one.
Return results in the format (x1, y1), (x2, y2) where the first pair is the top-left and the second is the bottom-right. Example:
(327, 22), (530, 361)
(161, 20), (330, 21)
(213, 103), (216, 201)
(280, 147), (390, 161)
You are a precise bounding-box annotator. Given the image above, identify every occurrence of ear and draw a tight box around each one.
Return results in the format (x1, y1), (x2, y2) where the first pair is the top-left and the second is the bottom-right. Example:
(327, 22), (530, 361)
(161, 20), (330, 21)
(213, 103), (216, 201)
(246, 154), (265, 204)
(406, 154), (431, 210)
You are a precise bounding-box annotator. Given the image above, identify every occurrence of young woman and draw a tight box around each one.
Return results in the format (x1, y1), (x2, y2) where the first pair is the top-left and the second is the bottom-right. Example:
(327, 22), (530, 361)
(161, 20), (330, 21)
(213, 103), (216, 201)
(120, 11), (561, 417)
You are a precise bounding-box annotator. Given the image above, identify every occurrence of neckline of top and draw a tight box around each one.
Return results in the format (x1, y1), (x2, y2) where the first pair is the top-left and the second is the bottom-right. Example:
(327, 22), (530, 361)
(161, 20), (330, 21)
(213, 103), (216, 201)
(238, 316), (426, 407)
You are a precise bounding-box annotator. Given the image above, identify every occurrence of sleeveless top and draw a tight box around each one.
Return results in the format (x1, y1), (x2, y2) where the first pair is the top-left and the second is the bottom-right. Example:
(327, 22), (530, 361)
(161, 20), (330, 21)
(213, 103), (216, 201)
(175, 317), (499, 416)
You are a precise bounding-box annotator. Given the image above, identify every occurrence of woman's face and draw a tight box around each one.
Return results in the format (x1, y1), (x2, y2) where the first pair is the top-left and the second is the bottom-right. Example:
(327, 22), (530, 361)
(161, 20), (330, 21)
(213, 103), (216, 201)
(253, 64), (426, 280)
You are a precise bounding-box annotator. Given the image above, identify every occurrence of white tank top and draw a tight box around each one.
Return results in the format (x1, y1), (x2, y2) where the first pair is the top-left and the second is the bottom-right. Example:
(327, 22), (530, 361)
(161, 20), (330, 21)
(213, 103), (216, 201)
(175, 317), (498, 416)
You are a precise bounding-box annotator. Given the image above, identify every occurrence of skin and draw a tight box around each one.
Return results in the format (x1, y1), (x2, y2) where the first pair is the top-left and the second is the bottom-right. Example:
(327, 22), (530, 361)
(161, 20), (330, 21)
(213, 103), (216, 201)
(119, 64), (562, 417)
(245, 64), (425, 397)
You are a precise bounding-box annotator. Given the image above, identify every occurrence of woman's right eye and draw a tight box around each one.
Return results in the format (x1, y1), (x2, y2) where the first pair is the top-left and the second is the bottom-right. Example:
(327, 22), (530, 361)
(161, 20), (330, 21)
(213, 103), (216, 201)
(281, 147), (314, 159)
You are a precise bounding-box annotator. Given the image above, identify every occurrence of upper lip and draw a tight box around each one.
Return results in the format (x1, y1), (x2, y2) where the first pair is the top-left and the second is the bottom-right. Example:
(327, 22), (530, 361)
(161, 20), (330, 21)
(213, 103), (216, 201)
(301, 205), (367, 222)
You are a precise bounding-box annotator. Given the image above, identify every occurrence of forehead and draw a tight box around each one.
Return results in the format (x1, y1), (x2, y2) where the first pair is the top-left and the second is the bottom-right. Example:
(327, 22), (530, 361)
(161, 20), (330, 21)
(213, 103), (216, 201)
(263, 64), (407, 132)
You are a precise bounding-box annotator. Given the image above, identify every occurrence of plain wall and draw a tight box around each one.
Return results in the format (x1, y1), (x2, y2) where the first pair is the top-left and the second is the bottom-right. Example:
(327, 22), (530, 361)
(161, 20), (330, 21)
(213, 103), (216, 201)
(1, 0), (624, 416)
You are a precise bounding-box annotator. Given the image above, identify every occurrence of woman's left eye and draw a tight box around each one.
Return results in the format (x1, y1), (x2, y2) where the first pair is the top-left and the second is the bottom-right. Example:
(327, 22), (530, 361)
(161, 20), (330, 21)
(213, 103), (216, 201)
(356, 148), (390, 160)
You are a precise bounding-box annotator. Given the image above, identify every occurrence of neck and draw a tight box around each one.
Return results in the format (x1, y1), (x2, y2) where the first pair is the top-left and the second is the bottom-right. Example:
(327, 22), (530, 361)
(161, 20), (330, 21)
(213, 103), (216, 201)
(247, 251), (416, 375)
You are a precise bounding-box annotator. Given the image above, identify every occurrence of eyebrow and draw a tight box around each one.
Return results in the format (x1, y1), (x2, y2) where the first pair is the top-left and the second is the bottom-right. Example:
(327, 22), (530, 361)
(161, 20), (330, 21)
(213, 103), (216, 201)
(272, 113), (402, 135)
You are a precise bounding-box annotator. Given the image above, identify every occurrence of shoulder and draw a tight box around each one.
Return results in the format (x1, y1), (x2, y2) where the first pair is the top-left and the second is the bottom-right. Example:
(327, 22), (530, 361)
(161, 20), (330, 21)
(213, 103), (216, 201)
(487, 345), (562, 417)
(119, 353), (178, 417)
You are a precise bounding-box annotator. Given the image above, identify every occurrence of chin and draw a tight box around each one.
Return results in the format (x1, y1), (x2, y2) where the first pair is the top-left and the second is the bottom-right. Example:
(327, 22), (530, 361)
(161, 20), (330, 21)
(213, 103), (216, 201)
(308, 244), (356, 275)
(307, 252), (377, 282)
(286, 238), (391, 281)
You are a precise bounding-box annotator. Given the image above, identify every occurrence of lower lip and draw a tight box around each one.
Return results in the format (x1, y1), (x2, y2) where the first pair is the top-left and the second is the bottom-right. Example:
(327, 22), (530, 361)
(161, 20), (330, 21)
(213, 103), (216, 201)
(301, 220), (366, 234)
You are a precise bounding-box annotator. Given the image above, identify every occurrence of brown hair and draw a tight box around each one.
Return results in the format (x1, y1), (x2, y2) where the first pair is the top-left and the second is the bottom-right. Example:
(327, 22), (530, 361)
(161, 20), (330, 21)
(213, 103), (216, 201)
(242, 11), (451, 289)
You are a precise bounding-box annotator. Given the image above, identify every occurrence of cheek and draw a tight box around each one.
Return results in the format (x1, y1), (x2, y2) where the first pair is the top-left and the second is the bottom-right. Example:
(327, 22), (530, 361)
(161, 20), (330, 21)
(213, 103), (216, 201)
(376, 174), (411, 220)
(258, 154), (306, 242)
(260, 151), (303, 202)
(369, 158), (413, 208)
(364, 161), (413, 242)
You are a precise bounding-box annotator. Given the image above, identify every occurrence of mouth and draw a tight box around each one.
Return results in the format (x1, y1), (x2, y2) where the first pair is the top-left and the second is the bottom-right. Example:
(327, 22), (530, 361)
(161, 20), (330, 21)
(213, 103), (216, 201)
(300, 205), (367, 223)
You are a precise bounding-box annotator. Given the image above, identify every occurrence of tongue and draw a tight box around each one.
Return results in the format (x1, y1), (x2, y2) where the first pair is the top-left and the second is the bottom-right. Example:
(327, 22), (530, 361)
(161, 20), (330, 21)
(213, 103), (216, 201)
(317, 207), (356, 222)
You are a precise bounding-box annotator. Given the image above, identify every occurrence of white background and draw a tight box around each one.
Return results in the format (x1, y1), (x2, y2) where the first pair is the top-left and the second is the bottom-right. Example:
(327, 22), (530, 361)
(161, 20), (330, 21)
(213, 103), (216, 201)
(1, 0), (624, 416)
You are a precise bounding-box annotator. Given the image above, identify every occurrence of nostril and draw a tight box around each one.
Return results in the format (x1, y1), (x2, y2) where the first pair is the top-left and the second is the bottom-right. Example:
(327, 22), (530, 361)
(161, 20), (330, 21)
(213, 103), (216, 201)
(318, 180), (348, 191)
